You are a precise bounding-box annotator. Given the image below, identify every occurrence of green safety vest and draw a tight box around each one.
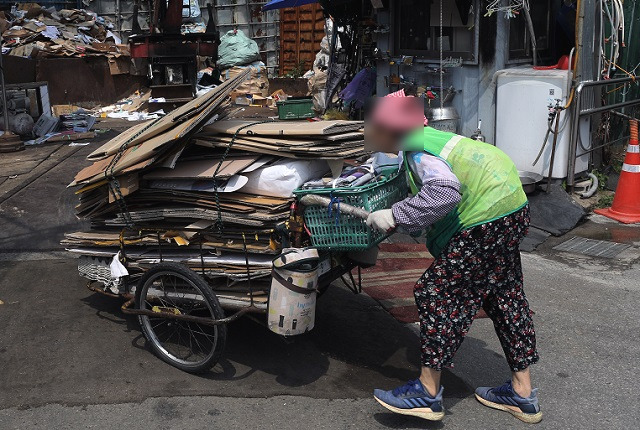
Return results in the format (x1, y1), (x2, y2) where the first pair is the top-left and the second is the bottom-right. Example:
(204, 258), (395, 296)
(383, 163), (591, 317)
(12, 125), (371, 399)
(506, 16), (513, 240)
(404, 127), (528, 257)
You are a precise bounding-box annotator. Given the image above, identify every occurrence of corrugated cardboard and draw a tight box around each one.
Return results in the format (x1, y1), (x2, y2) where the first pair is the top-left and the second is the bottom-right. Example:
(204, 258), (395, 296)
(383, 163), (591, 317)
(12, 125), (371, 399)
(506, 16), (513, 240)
(194, 138), (366, 159)
(86, 68), (251, 162)
(203, 119), (364, 137)
(108, 56), (130, 75)
(108, 173), (139, 203)
(143, 156), (259, 180)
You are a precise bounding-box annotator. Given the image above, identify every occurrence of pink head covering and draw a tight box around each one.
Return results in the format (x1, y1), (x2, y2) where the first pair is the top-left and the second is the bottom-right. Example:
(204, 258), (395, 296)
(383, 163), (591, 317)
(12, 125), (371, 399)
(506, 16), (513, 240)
(371, 89), (428, 132)
(386, 90), (429, 126)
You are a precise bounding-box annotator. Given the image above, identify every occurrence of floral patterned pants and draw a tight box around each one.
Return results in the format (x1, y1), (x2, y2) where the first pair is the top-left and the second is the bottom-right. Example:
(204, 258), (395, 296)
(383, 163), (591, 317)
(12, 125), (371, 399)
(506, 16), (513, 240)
(414, 205), (539, 372)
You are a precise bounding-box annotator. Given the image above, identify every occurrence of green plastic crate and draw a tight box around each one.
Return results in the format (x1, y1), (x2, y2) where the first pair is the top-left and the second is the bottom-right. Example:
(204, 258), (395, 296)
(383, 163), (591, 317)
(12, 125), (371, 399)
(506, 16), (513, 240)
(294, 169), (408, 250)
(276, 97), (315, 120)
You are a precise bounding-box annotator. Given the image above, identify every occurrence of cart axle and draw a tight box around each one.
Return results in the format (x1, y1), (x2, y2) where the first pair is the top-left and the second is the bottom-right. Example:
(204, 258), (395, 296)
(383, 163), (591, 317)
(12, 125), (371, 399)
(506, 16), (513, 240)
(120, 297), (250, 326)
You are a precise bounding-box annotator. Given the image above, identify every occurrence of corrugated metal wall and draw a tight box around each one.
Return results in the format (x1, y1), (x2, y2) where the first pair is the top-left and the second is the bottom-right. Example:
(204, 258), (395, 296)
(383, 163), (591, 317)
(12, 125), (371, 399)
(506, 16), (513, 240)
(85, 0), (149, 40)
(86, 0), (280, 74)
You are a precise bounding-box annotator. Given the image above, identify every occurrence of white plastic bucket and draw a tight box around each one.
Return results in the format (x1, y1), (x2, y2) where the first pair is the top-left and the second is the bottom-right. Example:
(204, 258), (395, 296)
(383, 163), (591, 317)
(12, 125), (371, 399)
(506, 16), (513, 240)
(268, 248), (319, 336)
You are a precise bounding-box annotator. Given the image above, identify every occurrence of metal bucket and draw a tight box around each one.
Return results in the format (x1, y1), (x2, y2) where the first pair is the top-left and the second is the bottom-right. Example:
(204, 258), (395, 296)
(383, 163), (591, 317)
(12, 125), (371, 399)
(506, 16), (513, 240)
(426, 106), (460, 133)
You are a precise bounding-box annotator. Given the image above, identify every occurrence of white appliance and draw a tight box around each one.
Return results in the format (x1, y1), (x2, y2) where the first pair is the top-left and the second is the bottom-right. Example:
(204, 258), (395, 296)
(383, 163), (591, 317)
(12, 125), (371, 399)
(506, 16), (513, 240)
(495, 68), (590, 178)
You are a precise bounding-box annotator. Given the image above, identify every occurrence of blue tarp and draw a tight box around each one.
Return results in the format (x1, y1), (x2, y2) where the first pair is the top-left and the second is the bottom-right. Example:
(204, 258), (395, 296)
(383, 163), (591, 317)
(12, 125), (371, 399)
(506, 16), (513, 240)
(262, 0), (318, 11)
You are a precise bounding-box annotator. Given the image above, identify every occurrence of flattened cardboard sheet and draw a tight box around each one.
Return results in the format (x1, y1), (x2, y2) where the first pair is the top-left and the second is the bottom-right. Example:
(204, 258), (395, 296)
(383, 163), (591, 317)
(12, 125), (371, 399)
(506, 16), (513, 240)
(203, 119), (364, 136)
(108, 173), (139, 203)
(143, 155), (258, 180)
(87, 69), (251, 161)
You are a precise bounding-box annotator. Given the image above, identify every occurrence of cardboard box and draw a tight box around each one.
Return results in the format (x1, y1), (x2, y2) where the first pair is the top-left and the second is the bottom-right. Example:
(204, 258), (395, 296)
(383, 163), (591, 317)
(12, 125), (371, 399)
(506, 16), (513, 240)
(108, 56), (130, 75)
(52, 104), (81, 116)
(250, 95), (268, 107)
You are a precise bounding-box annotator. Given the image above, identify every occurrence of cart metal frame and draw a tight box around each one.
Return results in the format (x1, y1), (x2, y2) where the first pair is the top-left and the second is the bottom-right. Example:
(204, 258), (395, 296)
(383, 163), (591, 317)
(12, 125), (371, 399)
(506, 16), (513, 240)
(80, 225), (367, 372)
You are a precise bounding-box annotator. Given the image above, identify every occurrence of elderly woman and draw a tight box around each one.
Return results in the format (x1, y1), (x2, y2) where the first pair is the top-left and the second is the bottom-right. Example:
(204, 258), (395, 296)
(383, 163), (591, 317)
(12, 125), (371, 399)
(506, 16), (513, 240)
(366, 95), (541, 424)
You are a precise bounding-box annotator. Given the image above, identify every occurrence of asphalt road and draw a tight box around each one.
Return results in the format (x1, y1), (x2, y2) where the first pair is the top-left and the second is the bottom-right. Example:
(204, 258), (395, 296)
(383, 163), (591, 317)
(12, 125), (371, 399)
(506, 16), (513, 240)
(1, 138), (640, 429)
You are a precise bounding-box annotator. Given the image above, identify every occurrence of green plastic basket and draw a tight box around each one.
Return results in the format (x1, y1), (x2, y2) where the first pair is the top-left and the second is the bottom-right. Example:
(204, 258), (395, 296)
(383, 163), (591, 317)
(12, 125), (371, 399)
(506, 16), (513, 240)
(276, 97), (315, 120)
(294, 169), (408, 250)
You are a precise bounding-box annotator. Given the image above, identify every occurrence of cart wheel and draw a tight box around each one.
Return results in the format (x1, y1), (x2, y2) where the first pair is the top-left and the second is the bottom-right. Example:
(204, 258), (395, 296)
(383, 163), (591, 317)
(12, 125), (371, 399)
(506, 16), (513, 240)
(135, 262), (227, 373)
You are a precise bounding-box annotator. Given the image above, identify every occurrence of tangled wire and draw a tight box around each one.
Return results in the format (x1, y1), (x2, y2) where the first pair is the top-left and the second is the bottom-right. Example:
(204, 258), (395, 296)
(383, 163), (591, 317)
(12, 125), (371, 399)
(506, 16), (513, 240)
(484, 0), (527, 18)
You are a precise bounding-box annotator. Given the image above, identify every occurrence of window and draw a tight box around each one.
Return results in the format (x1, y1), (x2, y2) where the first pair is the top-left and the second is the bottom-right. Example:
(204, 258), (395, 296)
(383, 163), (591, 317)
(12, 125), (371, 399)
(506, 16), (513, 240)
(508, 0), (551, 62)
(394, 0), (477, 62)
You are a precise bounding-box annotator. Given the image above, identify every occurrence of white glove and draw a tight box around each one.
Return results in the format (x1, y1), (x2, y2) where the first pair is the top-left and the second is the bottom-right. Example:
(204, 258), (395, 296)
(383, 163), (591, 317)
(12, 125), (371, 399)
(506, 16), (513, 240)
(366, 209), (396, 233)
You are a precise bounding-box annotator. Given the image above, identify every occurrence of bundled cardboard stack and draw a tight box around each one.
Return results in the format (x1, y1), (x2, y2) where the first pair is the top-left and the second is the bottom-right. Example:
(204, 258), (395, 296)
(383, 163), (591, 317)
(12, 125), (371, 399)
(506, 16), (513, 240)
(64, 69), (367, 304)
(1, 4), (126, 59)
(195, 120), (365, 160)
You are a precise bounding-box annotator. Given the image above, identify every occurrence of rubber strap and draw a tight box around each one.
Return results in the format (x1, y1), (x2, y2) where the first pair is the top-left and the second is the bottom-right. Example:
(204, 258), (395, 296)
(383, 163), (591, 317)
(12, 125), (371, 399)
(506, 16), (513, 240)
(274, 257), (319, 271)
(271, 270), (317, 294)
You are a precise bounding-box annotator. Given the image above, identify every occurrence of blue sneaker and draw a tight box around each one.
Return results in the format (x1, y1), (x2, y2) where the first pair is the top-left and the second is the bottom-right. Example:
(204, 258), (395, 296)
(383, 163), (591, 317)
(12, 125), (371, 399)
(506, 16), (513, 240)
(373, 379), (445, 421)
(475, 380), (542, 423)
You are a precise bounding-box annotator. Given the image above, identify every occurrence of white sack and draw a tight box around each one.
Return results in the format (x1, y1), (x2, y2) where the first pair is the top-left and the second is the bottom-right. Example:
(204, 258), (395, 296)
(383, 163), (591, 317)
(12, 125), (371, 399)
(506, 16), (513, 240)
(242, 159), (330, 198)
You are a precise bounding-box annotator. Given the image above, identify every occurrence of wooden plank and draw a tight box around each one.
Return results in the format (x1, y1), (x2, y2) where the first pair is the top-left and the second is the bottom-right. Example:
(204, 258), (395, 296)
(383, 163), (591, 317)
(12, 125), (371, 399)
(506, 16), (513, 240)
(279, 3), (326, 75)
(296, 8), (301, 67)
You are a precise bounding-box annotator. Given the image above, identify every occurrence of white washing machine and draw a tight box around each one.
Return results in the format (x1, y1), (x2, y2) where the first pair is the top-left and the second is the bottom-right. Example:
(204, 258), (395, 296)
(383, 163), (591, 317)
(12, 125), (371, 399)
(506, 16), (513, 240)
(495, 68), (590, 178)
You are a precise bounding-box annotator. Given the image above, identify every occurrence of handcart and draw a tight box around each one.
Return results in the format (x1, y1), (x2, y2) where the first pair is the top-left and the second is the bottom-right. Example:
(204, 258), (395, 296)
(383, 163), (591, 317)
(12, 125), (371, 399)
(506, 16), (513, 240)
(78, 168), (406, 374)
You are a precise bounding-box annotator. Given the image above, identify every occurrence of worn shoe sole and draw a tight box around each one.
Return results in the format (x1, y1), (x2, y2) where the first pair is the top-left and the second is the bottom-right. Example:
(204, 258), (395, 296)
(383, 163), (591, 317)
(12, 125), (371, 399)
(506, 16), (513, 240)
(374, 396), (445, 421)
(475, 393), (543, 424)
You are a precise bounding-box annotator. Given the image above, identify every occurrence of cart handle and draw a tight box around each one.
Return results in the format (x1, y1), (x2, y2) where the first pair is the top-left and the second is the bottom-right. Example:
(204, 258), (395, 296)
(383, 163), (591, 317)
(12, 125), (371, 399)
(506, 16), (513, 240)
(298, 194), (370, 220)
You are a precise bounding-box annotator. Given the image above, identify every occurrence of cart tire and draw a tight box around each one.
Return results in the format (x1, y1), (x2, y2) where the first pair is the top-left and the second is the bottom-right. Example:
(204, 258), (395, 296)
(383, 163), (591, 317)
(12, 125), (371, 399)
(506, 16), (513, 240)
(135, 262), (227, 374)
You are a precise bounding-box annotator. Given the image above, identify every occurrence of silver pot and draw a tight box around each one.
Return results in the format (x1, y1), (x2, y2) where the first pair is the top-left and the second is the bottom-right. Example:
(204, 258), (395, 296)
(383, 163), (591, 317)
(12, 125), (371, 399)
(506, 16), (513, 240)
(518, 171), (544, 194)
(426, 106), (460, 133)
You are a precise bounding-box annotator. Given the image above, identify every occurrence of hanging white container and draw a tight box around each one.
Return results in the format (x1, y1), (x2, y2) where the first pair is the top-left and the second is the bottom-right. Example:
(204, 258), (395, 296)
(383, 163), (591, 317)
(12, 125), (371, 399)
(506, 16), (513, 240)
(268, 248), (319, 336)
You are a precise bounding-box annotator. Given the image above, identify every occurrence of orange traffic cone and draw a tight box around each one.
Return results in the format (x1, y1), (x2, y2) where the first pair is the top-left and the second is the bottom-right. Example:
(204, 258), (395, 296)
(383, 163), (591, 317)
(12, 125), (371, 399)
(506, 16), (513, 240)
(595, 119), (640, 223)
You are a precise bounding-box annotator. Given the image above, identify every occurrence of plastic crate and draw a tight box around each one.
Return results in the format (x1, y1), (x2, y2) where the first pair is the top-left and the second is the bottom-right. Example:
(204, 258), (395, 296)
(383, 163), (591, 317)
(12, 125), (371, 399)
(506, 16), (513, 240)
(294, 169), (408, 250)
(276, 97), (315, 120)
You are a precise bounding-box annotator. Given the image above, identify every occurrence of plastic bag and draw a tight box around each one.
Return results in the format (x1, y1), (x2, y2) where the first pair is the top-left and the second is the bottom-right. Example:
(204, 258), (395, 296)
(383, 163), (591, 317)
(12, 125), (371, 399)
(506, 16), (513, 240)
(339, 68), (376, 109)
(242, 159), (330, 198)
(217, 29), (261, 69)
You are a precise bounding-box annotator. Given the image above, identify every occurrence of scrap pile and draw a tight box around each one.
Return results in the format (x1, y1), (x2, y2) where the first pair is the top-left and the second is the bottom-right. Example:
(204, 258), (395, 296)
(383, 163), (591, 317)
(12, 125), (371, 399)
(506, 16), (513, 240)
(63, 68), (368, 306)
(1, 4), (125, 59)
(198, 30), (269, 103)
(94, 89), (162, 122)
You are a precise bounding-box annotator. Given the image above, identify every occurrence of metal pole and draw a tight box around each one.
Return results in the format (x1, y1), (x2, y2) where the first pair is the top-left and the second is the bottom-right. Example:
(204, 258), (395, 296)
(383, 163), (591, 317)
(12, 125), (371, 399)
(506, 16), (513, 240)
(115, 0), (122, 41)
(567, 82), (583, 191)
(567, 76), (639, 190)
(522, 0), (537, 67)
(546, 109), (561, 193)
(0, 38), (22, 153)
(579, 76), (638, 87)
(0, 39), (10, 134)
(578, 98), (640, 116)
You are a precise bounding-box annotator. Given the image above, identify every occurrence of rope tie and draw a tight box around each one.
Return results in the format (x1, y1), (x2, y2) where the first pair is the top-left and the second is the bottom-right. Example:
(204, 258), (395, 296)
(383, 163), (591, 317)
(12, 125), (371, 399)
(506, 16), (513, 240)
(212, 120), (276, 235)
(327, 193), (342, 227)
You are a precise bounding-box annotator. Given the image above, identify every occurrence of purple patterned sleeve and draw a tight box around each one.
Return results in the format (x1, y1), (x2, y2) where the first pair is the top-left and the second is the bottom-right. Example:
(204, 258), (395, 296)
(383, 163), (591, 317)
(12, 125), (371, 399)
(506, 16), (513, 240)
(391, 179), (462, 233)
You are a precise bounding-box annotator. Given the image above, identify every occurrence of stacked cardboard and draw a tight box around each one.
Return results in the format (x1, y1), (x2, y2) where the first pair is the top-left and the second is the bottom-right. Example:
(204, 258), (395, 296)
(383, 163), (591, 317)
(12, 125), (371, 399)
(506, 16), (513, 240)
(64, 68), (367, 300)
(194, 120), (365, 159)
(1, 5), (126, 59)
